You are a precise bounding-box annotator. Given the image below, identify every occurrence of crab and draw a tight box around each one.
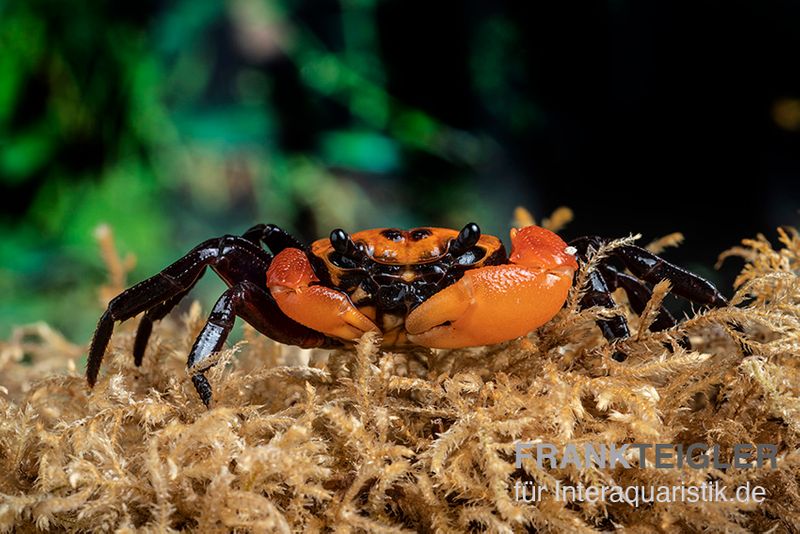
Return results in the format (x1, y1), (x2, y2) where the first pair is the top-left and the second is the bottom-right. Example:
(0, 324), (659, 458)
(86, 223), (728, 406)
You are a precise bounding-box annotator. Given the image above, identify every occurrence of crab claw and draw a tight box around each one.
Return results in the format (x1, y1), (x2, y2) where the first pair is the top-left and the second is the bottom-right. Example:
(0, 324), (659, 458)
(267, 248), (379, 340)
(507, 225), (579, 272)
(405, 225), (577, 348)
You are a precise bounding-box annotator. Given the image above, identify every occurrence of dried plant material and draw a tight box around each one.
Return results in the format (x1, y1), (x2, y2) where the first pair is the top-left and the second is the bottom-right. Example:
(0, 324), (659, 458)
(513, 206), (536, 228)
(93, 223), (136, 305)
(636, 280), (672, 338)
(541, 206), (574, 233)
(646, 232), (685, 254)
(512, 206), (574, 234)
(2, 229), (800, 533)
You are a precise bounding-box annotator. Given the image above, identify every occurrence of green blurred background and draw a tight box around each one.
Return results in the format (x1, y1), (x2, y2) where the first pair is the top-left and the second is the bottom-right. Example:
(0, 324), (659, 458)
(1, 0), (799, 342)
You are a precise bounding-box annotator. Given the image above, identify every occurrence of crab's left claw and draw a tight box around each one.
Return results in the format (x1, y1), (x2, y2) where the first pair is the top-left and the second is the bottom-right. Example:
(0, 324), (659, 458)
(406, 225), (577, 348)
(267, 247), (380, 340)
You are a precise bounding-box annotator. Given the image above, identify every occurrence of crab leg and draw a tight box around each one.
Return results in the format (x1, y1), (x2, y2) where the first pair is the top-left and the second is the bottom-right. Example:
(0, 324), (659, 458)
(569, 236), (728, 357)
(267, 248), (380, 340)
(602, 267), (678, 333)
(243, 223), (308, 254)
(87, 233), (333, 391)
(614, 245), (728, 307)
(133, 227), (299, 362)
(578, 269), (632, 342)
(186, 280), (332, 407)
(133, 279), (203, 365)
(88, 237), (230, 387)
(406, 226), (577, 348)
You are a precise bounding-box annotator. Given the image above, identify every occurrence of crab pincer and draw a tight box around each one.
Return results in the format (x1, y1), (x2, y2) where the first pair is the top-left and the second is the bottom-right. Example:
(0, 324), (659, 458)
(266, 247), (380, 340)
(405, 226), (578, 348)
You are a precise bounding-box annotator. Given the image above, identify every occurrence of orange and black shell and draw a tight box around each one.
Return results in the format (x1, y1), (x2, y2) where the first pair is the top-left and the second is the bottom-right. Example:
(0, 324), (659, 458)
(308, 227), (507, 319)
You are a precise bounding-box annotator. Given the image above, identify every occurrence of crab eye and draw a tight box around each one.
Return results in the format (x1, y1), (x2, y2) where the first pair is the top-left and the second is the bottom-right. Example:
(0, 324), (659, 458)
(410, 229), (432, 240)
(449, 223), (481, 257)
(329, 228), (369, 269)
(380, 229), (403, 242)
(331, 229), (353, 253)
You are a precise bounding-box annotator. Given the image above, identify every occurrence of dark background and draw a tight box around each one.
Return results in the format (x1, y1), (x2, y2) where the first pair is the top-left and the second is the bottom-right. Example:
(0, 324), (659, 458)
(1, 0), (799, 340)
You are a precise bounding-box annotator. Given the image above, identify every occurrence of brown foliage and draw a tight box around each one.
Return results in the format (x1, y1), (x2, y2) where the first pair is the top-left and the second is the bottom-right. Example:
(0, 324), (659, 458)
(1, 221), (799, 532)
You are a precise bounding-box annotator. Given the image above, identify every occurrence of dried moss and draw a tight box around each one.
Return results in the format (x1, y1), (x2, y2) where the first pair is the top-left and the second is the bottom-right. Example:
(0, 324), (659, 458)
(1, 223), (800, 532)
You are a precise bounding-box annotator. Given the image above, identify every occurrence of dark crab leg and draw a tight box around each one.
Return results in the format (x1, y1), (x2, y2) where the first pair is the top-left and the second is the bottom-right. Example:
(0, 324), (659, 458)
(88, 235), (268, 383)
(187, 284), (255, 407)
(87, 232), (336, 404)
(133, 279), (203, 365)
(243, 223), (307, 254)
(602, 266), (691, 350)
(578, 269), (631, 342)
(614, 245), (728, 308)
(88, 237), (227, 386)
(569, 236), (729, 359)
(131, 232), (287, 365)
(185, 280), (336, 407)
(602, 267), (678, 333)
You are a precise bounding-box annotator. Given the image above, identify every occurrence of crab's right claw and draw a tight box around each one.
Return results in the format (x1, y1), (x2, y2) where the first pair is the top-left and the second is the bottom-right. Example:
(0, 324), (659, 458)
(405, 264), (574, 348)
(405, 225), (577, 348)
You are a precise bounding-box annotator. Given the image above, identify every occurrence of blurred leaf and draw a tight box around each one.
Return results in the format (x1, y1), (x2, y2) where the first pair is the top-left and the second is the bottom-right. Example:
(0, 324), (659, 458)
(27, 160), (171, 273)
(0, 54), (25, 126)
(0, 122), (56, 181)
(392, 111), (439, 149)
(153, 0), (224, 55)
(0, 8), (45, 125)
(172, 106), (275, 145)
(319, 130), (399, 173)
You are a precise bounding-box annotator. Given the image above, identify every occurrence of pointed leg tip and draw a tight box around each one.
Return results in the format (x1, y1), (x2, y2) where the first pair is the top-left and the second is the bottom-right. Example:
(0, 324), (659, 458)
(86, 349), (103, 387)
(191, 374), (214, 409)
(86, 310), (115, 387)
(133, 345), (146, 367)
(611, 350), (627, 362)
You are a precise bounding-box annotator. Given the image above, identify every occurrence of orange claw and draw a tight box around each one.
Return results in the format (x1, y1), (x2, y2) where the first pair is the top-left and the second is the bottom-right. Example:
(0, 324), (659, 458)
(267, 248), (379, 340)
(405, 225), (577, 348)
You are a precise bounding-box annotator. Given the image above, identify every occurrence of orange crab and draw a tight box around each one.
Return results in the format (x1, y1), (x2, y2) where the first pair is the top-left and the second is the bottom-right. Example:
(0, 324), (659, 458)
(87, 222), (727, 406)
